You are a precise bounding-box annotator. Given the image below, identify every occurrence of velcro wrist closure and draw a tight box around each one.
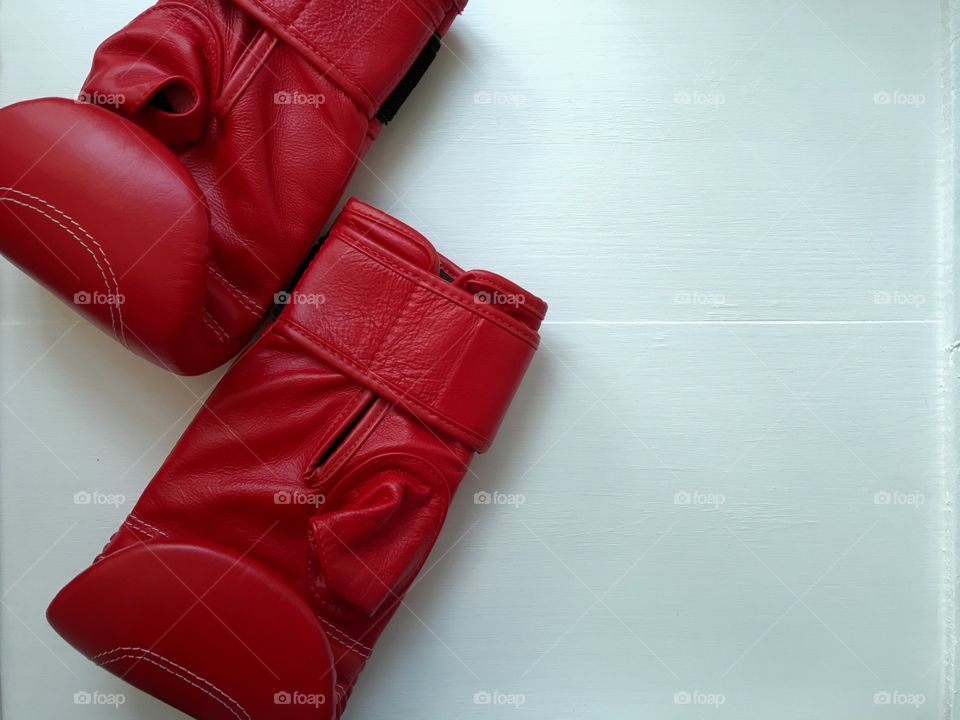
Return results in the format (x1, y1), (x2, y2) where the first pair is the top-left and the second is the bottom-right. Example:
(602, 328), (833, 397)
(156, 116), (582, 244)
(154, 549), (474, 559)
(277, 216), (540, 453)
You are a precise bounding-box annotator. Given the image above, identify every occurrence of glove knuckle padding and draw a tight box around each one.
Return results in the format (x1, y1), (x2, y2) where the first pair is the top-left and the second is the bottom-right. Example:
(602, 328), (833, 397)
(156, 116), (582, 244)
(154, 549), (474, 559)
(0, 99), (211, 367)
(0, 0), (467, 374)
(48, 543), (337, 720)
(48, 202), (546, 719)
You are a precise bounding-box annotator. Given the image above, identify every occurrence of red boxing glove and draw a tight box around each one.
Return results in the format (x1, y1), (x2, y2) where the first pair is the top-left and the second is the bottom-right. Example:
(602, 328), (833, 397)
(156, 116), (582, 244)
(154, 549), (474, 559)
(47, 200), (547, 720)
(0, 0), (465, 375)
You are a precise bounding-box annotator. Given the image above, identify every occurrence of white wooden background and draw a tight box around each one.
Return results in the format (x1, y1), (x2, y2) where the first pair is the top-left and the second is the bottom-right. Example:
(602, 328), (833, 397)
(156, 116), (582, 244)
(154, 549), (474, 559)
(0, 0), (954, 718)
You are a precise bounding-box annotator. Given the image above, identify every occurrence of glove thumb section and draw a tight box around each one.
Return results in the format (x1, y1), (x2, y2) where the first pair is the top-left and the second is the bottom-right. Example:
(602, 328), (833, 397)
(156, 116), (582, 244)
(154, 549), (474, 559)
(82, 3), (221, 146)
(310, 455), (452, 619)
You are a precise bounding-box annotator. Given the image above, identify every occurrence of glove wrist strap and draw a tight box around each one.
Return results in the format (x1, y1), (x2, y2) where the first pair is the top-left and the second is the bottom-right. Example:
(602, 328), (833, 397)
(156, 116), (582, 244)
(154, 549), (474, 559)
(232, 0), (465, 118)
(278, 202), (540, 453)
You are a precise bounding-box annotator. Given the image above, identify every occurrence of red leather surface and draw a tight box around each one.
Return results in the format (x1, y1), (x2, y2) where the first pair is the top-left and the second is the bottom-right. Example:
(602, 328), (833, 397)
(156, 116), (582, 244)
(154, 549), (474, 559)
(0, 100), (211, 363)
(0, 0), (466, 374)
(279, 200), (544, 451)
(234, 0), (465, 116)
(48, 201), (546, 720)
(49, 543), (336, 720)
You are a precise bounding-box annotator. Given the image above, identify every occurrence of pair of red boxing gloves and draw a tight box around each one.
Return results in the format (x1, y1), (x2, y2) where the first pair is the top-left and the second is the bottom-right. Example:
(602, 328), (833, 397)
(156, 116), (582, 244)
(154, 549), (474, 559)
(0, 1), (546, 718)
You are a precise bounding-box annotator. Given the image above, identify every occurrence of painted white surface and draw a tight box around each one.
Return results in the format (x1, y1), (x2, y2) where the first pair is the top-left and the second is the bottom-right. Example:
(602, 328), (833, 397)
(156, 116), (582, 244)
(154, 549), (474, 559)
(0, 0), (952, 718)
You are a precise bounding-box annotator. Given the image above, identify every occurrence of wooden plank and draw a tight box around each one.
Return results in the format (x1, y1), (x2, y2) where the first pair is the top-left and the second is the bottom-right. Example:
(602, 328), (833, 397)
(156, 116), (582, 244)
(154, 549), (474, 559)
(0, 0), (949, 718)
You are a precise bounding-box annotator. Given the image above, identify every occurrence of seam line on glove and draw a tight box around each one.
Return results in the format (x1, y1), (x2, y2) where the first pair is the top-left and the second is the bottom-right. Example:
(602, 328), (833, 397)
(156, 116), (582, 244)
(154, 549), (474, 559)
(95, 647), (250, 720)
(0, 188), (126, 344)
(340, 235), (539, 348)
(207, 265), (261, 316)
(314, 615), (372, 656)
(127, 513), (169, 538)
(124, 521), (154, 541)
(202, 310), (231, 343)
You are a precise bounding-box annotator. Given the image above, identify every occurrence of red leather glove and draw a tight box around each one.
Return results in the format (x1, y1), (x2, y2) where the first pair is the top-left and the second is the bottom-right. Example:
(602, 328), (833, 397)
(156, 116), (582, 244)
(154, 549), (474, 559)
(0, 0), (465, 375)
(47, 200), (546, 720)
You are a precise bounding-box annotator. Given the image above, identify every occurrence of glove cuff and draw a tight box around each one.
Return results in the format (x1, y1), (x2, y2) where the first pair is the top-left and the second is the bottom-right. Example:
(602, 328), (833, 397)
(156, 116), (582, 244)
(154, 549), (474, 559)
(278, 199), (545, 453)
(232, 0), (466, 118)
